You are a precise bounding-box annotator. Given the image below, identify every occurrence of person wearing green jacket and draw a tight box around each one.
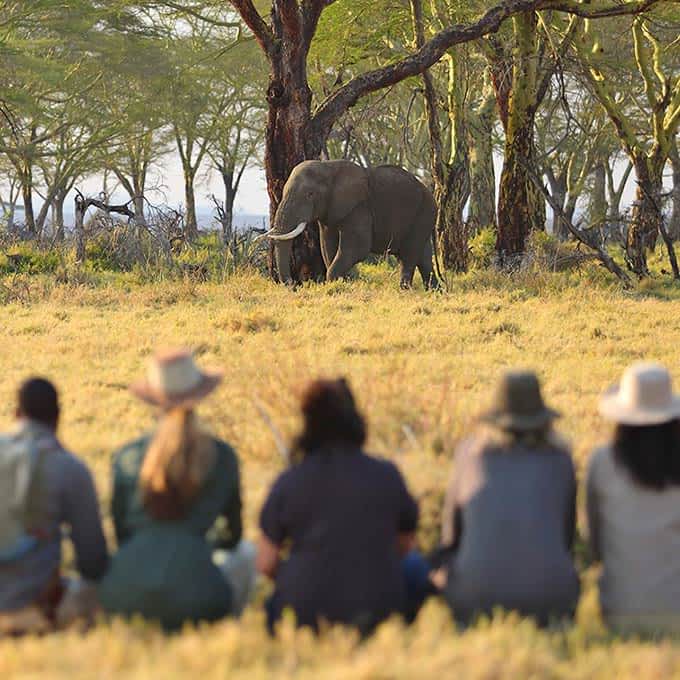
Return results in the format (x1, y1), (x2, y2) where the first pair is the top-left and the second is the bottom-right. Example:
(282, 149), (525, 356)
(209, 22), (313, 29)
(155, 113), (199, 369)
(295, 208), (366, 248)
(98, 349), (255, 631)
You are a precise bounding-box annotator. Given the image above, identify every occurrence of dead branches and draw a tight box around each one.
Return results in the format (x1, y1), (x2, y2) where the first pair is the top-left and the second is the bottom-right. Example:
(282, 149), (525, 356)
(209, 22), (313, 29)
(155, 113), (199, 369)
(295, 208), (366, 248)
(523, 162), (633, 288)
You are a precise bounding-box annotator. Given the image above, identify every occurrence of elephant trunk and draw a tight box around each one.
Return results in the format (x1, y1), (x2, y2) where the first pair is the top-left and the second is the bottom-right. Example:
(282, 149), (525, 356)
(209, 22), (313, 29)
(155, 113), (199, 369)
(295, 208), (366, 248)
(268, 197), (310, 283)
(274, 239), (293, 284)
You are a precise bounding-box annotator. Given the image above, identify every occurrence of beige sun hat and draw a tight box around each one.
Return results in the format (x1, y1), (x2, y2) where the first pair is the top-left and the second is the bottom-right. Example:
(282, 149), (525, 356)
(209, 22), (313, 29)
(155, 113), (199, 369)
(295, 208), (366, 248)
(129, 349), (223, 409)
(599, 362), (680, 426)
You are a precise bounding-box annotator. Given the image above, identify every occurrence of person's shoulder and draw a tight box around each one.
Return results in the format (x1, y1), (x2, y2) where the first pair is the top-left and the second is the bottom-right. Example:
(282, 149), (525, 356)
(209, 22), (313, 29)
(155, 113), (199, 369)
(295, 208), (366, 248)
(214, 438), (239, 465)
(49, 445), (96, 487)
(358, 451), (405, 482)
(112, 435), (151, 475)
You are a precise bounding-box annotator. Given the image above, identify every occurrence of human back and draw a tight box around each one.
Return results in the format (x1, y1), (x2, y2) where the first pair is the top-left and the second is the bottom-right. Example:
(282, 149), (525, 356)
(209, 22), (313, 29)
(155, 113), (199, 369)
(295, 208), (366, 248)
(440, 371), (579, 626)
(258, 378), (419, 634)
(0, 378), (108, 632)
(588, 362), (680, 633)
(446, 432), (578, 622)
(99, 350), (248, 631)
(262, 446), (414, 630)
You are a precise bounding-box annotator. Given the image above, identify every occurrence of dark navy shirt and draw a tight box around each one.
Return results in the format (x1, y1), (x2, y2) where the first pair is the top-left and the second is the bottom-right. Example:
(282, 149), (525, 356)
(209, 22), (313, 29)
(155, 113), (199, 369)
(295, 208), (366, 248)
(260, 446), (418, 631)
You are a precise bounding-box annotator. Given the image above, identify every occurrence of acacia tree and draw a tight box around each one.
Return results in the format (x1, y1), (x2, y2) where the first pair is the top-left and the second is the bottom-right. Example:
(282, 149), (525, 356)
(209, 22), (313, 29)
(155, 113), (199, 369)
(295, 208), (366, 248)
(466, 67), (498, 233)
(204, 42), (267, 240)
(575, 14), (680, 275)
(410, 0), (471, 272)
(99, 40), (175, 225)
(215, 0), (661, 281)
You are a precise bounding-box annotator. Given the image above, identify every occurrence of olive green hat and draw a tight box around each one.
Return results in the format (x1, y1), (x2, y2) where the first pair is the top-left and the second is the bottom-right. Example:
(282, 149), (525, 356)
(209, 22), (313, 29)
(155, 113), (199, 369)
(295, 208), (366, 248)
(479, 370), (560, 431)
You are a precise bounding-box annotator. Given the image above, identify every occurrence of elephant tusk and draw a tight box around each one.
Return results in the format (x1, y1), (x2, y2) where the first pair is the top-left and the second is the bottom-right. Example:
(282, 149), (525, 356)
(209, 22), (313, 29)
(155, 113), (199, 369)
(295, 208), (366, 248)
(266, 222), (307, 241)
(254, 227), (278, 241)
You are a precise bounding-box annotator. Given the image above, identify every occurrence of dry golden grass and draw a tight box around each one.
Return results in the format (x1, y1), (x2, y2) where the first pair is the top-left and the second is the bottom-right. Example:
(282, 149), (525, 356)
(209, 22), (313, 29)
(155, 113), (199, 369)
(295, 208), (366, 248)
(2, 264), (680, 677)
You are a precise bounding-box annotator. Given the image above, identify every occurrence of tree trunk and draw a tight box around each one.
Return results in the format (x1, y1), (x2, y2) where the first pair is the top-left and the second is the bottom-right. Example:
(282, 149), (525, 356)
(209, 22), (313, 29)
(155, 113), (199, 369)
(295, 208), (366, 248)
(437, 52), (471, 272)
(20, 181), (36, 236)
(564, 195), (577, 229)
(133, 194), (145, 226)
(183, 171), (198, 240)
(497, 117), (538, 259)
(74, 196), (86, 262)
(626, 157), (664, 276)
(265, 27), (326, 284)
(495, 12), (543, 263)
(467, 80), (496, 233)
(547, 175), (567, 238)
(3, 203), (16, 232)
(53, 191), (66, 241)
(669, 141), (680, 242)
(588, 160), (608, 229)
(221, 169), (236, 242)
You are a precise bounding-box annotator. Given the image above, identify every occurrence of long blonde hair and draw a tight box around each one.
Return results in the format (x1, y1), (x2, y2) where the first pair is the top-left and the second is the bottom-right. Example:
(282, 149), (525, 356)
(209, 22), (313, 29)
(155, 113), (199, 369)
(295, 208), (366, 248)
(140, 407), (217, 520)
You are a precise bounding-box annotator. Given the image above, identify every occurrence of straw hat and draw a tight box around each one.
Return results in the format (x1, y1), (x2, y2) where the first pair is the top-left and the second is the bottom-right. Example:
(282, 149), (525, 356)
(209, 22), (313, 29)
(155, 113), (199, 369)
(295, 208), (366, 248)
(130, 349), (223, 409)
(599, 362), (680, 426)
(479, 370), (560, 431)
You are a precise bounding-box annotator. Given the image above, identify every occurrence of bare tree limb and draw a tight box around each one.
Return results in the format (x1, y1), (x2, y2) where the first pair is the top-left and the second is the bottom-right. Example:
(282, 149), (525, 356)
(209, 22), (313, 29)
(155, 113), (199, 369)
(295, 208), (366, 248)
(522, 161), (634, 287)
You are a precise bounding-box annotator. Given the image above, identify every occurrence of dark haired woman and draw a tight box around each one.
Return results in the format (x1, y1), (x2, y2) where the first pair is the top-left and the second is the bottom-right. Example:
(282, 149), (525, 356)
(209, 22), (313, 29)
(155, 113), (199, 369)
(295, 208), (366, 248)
(257, 378), (421, 635)
(98, 350), (254, 631)
(588, 362), (680, 634)
(435, 371), (579, 626)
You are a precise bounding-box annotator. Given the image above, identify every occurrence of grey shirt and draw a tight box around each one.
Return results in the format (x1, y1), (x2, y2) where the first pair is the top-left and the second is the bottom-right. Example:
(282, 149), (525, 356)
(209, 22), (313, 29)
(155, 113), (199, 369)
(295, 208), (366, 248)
(0, 421), (109, 611)
(587, 445), (680, 632)
(441, 431), (579, 624)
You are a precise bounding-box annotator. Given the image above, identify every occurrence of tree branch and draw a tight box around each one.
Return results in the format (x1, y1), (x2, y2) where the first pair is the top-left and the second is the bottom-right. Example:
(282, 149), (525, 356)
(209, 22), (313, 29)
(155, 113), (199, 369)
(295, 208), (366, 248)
(310, 0), (664, 142)
(523, 160), (633, 287)
(228, 0), (275, 56)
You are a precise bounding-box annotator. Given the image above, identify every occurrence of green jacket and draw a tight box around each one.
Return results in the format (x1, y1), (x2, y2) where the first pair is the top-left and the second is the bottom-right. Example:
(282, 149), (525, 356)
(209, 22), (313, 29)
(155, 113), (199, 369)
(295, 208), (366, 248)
(98, 435), (242, 630)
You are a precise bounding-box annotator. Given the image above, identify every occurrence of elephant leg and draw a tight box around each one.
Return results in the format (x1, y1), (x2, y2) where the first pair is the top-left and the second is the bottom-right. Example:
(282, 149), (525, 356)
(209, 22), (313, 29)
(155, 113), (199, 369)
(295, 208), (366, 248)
(400, 262), (416, 289)
(326, 210), (371, 281)
(319, 224), (339, 269)
(417, 238), (440, 291)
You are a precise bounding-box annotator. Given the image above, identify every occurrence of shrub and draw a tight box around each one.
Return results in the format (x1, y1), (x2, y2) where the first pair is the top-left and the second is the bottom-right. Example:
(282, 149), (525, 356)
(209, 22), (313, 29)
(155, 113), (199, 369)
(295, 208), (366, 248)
(0, 244), (62, 275)
(468, 226), (497, 270)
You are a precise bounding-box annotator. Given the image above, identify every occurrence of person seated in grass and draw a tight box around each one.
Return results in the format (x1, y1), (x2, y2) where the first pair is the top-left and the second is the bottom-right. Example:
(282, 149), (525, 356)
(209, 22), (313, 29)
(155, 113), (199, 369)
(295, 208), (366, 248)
(0, 378), (108, 636)
(433, 370), (579, 627)
(257, 378), (430, 636)
(588, 362), (680, 635)
(98, 349), (255, 631)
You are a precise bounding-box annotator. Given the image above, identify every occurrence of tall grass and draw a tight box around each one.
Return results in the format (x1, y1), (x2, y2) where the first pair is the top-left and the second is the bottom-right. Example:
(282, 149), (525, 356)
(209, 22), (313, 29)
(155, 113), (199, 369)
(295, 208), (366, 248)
(1, 265), (680, 677)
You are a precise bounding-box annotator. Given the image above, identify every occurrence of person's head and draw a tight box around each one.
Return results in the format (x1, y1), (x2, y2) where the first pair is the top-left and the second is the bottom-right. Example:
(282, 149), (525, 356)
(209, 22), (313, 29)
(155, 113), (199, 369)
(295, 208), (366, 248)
(294, 378), (366, 457)
(16, 377), (60, 431)
(478, 370), (560, 448)
(600, 362), (680, 490)
(130, 349), (223, 520)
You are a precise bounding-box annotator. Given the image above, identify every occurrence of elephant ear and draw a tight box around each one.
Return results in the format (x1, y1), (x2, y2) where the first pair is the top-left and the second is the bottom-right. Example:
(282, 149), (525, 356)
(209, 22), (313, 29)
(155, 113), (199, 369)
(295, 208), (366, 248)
(326, 164), (370, 226)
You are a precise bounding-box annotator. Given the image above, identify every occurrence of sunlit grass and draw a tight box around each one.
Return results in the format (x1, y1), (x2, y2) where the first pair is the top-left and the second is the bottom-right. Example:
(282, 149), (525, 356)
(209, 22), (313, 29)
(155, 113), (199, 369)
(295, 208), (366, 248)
(2, 263), (680, 676)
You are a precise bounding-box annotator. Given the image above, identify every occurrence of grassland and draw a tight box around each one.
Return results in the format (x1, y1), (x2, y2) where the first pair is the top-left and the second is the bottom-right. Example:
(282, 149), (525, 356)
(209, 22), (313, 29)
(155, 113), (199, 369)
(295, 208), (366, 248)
(2, 263), (680, 678)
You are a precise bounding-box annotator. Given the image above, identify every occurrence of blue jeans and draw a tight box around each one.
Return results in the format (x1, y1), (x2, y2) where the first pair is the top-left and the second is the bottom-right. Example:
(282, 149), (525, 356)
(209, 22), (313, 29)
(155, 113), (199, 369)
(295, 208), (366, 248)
(266, 551), (434, 633)
(402, 550), (436, 622)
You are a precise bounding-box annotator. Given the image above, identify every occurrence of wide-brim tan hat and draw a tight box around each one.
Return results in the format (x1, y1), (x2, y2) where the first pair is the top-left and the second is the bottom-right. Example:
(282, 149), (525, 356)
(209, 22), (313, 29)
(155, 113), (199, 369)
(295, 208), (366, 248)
(130, 348), (223, 409)
(599, 361), (680, 426)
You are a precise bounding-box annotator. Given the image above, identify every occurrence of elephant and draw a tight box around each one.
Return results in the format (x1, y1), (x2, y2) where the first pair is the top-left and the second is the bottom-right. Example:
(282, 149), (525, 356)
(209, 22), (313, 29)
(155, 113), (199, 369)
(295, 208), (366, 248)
(262, 160), (439, 289)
